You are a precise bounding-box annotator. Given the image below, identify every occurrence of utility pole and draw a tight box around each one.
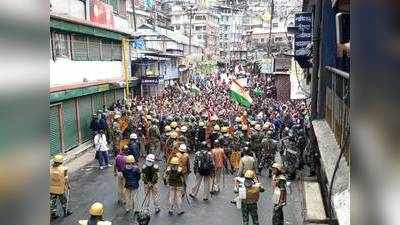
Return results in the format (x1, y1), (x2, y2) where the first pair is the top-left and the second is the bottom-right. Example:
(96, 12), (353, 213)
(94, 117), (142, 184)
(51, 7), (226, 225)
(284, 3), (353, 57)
(267, 0), (274, 57)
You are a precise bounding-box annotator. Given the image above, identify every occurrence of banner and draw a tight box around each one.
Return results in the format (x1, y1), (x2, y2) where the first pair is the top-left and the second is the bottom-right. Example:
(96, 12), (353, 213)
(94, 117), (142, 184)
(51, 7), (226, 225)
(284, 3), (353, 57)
(90, 0), (115, 28)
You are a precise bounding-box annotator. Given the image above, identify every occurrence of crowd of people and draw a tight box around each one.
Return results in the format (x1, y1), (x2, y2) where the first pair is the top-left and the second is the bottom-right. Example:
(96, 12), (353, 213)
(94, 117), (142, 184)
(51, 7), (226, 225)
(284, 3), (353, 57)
(50, 66), (315, 225)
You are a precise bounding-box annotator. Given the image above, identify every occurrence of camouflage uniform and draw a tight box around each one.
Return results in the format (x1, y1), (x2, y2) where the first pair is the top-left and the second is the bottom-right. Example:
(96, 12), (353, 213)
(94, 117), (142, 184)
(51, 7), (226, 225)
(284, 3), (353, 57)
(249, 131), (264, 163)
(148, 123), (161, 158)
(240, 182), (264, 225)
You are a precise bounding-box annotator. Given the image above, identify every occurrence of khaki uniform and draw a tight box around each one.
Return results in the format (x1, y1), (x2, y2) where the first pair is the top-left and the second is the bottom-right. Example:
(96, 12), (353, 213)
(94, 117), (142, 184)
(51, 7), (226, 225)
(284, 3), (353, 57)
(241, 183), (264, 225)
(238, 156), (257, 177)
(211, 147), (226, 192)
(272, 174), (287, 225)
(164, 166), (185, 214)
(49, 165), (69, 216)
(142, 164), (160, 211)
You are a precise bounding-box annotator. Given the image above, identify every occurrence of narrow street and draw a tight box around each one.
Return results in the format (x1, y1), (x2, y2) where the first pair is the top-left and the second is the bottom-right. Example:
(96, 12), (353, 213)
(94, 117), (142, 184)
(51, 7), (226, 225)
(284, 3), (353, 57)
(52, 151), (304, 225)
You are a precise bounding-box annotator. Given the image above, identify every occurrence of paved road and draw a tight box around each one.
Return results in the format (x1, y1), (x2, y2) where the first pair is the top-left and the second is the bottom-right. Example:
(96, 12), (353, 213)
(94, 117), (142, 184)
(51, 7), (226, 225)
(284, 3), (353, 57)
(52, 156), (304, 225)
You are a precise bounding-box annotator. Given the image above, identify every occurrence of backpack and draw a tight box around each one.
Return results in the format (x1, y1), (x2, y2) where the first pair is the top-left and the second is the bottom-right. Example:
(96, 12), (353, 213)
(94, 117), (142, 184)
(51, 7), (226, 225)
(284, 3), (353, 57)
(198, 151), (213, 176)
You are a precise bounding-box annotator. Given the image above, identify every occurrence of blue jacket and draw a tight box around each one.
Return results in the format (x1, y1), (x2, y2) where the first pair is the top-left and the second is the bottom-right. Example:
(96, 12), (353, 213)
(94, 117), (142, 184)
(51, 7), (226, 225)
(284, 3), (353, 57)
(123, 166), (141, 189)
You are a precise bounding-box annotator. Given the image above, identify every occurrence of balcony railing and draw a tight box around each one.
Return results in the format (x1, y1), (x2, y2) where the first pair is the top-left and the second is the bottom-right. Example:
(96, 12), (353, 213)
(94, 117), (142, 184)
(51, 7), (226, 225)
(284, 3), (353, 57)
(324, 66), (350, 161)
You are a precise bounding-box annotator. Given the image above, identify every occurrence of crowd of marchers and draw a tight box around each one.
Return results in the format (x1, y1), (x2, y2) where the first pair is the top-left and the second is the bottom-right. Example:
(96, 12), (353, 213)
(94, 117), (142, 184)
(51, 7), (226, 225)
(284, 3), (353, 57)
(50, 69), (317, 225)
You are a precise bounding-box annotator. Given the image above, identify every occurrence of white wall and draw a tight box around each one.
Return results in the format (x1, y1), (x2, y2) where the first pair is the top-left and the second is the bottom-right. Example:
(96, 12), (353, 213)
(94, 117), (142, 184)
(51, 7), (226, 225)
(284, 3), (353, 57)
(50, 58), (123, 86)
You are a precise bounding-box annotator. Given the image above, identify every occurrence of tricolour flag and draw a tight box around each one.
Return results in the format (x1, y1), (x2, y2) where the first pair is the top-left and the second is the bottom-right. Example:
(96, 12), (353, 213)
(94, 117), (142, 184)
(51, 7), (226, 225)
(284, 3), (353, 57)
(229, 78), (253, 108)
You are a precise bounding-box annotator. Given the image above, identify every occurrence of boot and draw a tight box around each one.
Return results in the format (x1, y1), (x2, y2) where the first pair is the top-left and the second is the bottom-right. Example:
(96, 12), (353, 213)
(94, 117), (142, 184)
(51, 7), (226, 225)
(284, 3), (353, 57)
(63, 208), (73, 217)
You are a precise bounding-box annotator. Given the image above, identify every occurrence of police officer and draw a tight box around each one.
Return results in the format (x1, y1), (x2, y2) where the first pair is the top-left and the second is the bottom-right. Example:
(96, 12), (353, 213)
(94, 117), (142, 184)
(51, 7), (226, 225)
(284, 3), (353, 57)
(128, 133), (140, 162)
(78, 202), (111, 225)
(177, 144), (191, 196)
(195, 121), (206, 148)
(210, 124), (221, 149)
(238, 170), (265, 225)
(249, 124), (263, 165)
(281, 130), (299, 180)
(271, 163), (287, 225)
(190, 141), (214, 201)
(122, 155), (141, 214)
(163, 157), (185, 216)
(142, 154), (161, 214)
(238, 149), (257, 177)
(49, 154), (72, 220)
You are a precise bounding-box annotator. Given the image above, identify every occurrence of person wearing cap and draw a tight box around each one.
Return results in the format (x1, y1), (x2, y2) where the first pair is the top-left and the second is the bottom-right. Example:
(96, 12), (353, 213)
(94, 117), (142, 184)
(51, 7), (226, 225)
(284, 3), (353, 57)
(195, 121), (206, 149)
(177, 144), (191, 196)
(220, 126), (234, 173)
(114, 145), (127, 205)
(163, 157), (185, 216)
(165, 131), (178, 163)
(141, 154), (161, 214)
(271, 163), (287, 225)
(190, 141), (214, 201)
(122, 155), (141, 214)
(94, 130), (112, 170)
(78, 202), (111, 225)
(237, 170), (265, 225)
(210, 124), (221, 149)
(49, 154), (73, 219)
(249, 124), (264, 170)
(210, 140), (227, 193)
(128, 133), (140, 162)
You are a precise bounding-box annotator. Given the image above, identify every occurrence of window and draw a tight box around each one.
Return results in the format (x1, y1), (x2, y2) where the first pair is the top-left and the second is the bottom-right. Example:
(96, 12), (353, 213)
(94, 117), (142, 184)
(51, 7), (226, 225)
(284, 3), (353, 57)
(71, 34), (88, 60)
(175, 25), (180, 30)
(203, 26), (206, 31)
(260, 38), (265, 43)
(101, 39), (112, 60)
(272, 22), (279, 28)
(197, 35), (202, 39)
(195, 26), (202, 31)
(112, 42), (122, 60)
(52, 32), (70, 59)
(275, 37), (283, 42)
(118, 0), (127, 17)
(88, 37), (101, 61)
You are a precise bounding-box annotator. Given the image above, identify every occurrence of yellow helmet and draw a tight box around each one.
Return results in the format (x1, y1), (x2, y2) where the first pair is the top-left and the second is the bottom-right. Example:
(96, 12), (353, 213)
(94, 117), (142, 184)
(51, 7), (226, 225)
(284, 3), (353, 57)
(221, 126), (228, 133)
(165, 125), (172, 132)
(89, 202), (104, 216)
(170, 157), (180, 165)
(125, 155), (135, 163)
(181, 126), (188, 132)
(241, 125), (248, 131)
(170, 131), (178, 139)
(213, 124), (220, 131)
(170, 121), (178, 128)
(255, 124), (261, 131)
(199, 121), (205, 127)
(53, 154), (63, 163)
(235, 117), (241, 123)
(250, 121), (256, 126)
(244, 170), (255, 179)
(210, 115), (218, 121)
(146, 115), (152, 120)
(272, 163), (284, 172)
(175, 127), (180, 132)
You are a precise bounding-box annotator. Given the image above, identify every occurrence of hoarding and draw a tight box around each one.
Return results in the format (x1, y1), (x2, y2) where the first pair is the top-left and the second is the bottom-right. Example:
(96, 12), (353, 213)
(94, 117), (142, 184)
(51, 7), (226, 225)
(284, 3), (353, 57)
(90, 0), (115, 28)
(294, 12), (312, 57)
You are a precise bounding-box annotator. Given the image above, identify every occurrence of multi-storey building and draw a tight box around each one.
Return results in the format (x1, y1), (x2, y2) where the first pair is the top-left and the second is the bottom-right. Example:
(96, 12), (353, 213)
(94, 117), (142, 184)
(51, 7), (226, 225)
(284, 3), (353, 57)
(169, 4), (219, 58)
(49, 0), (135, 157)
(215, 4), (246, 62)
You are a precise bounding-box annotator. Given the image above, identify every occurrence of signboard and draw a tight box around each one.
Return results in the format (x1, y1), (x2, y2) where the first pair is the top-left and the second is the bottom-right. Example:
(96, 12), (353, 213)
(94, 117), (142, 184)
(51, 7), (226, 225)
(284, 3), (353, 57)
(90, 0), (115, 28)
(260, 58), (273, 74)
(294, 12), (312, 57)
(141, 77), (159, 85)
(274, 57), (291, 72)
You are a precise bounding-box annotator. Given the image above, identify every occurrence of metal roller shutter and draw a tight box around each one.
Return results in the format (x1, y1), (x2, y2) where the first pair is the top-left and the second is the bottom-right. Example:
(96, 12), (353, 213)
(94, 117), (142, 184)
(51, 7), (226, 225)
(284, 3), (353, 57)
(79, 95), (93, 142)
(49, 105), (62, 156)
(115, 89), (125, 102)
(92, 93), (104, 112)
(105, 90), (115, 107)
(63, 99), (79, 151)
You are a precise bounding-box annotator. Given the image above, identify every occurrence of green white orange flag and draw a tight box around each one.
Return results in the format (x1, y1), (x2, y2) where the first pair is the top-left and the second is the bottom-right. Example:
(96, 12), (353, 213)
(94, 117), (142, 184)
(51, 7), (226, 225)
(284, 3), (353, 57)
(229, 78), (253, 108)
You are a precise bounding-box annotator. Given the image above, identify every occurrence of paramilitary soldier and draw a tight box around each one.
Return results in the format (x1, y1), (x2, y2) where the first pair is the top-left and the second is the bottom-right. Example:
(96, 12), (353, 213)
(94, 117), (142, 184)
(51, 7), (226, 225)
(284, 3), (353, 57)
(141, 154), (161, 214)
(163, 157), (185, 216)
(238, 170), (265, 225)
(249, 124), (264, 167)
(49, 154), (73, 220)
(271, 163), (287, 225)
(148, 118), (161, 158)
(78, 202), (111, 225)
(177, 143), (191, 196)
(220, 126), (234, 173)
